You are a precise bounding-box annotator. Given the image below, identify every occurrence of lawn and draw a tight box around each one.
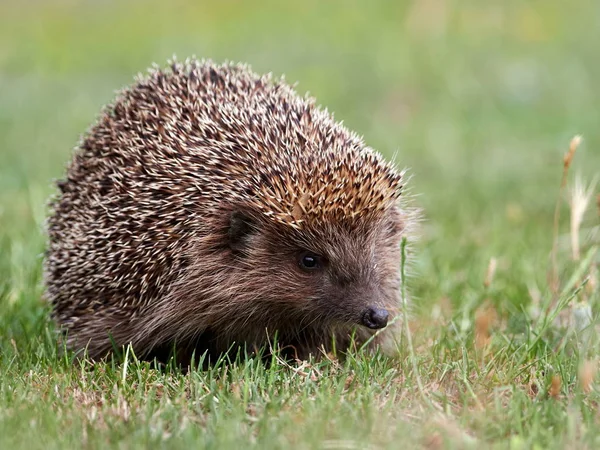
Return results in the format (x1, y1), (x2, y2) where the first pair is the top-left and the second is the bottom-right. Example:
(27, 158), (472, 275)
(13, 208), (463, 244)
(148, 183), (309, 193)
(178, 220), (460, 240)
(1, 0), (599, 448)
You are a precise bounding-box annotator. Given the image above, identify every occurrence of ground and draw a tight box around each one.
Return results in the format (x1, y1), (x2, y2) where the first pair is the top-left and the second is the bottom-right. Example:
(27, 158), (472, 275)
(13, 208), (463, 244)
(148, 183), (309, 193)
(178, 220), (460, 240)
(1, 1), (599, 448)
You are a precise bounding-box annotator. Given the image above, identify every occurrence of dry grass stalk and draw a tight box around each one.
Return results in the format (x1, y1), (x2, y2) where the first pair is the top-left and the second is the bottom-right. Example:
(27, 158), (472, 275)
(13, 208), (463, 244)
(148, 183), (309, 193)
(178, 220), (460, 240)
(579, 360), (596, 394)
(549, 374), (562, 398)
(483, 257), (497, 289)
(569, 175), (598, 261)
(550, 135), (582, 294)
(563, 135), (581, 171)
(475, 303), (496, 349)
(10, 338), (18, 355)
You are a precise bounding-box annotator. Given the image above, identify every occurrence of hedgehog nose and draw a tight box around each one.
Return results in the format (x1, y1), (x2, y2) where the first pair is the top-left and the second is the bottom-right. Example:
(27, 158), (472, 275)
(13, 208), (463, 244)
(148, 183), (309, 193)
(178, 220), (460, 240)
(361, 307), (389, 329)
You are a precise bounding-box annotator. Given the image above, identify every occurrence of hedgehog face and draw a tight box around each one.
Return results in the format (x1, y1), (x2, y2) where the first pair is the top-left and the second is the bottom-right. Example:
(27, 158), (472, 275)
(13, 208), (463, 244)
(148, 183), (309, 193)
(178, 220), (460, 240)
(227, 206), (404, 332)
(299, 215), (404, 331)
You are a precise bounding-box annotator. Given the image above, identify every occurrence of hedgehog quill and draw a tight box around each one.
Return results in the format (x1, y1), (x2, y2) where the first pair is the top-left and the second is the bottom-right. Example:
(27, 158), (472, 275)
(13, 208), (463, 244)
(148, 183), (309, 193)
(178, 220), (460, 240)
(44, 59), (416, 364)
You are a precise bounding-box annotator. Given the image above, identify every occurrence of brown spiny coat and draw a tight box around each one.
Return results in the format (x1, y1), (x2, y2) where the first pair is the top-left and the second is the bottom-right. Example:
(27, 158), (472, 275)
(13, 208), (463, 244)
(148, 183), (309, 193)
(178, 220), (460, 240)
(45, 59), (414, 363)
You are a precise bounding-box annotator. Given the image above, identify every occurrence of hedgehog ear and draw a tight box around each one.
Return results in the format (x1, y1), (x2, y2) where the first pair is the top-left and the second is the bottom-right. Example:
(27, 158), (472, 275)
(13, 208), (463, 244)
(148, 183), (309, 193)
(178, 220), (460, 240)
(228, 211), (255, 254)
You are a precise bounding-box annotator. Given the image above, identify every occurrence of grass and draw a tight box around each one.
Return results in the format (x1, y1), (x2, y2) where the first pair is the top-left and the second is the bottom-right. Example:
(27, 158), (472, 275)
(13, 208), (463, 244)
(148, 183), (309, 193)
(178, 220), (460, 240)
(1, 0), (599, 448)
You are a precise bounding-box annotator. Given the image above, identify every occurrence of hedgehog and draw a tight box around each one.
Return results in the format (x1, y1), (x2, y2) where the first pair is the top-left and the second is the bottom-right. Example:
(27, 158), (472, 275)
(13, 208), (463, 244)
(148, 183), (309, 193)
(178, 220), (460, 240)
(44, 59), (415, 365)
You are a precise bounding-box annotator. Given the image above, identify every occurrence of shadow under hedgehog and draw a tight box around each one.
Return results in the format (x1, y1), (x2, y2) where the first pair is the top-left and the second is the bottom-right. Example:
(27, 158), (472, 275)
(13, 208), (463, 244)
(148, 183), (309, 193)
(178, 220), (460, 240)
(44, 58), (417, 366)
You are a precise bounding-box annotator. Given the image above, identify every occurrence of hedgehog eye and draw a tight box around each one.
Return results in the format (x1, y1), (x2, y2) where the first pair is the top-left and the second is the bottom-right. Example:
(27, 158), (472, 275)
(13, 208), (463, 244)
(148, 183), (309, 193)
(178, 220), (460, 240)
(298, 251), (325, 272)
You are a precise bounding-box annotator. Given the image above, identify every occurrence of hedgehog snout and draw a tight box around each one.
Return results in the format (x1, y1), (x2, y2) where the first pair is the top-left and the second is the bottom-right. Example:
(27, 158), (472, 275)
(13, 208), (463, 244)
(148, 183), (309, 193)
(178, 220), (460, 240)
(361, 307), (389, 329)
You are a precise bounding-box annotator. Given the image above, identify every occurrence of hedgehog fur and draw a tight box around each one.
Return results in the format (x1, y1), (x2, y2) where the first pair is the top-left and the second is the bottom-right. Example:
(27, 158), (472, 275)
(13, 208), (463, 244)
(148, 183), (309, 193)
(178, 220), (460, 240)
(44, 58), (415, 364)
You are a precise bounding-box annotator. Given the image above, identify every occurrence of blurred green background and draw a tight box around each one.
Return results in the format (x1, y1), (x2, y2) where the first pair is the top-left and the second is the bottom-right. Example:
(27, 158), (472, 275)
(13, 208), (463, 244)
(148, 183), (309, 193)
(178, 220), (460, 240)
(1, 0), (598, 323)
